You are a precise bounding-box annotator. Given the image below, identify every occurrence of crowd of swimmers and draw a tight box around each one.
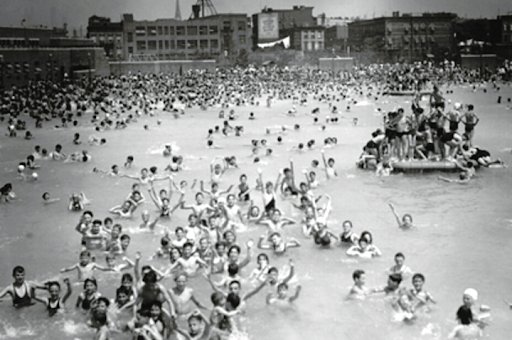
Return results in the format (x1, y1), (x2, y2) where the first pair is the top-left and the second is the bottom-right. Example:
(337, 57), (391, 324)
(1, 60), (511, 339)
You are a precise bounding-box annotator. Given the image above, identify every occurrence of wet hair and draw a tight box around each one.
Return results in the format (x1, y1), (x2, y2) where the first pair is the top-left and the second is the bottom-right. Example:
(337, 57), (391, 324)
(394, 252), (405, 259)
(121, 273), (133, 283)
(142, 270), (157, 284)
(96, 296), (110, 307)
(94, 311), (108, 326)
(211, 292), (225, 306)
(412, 273), (425, 282)
(83, 277), (98, 289)
(227, 263), (239, 276)
(12, 265), (25, 276)
(456, 305), (473, 325)
(352, 269), (365, 280)
(226, 292), (241, 309)
(388, 273), (402, 284)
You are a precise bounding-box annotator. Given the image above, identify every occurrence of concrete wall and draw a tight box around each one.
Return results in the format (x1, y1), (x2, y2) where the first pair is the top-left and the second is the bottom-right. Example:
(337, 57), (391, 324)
(318, 57), (355, 71)
(109, 59), (216, 75)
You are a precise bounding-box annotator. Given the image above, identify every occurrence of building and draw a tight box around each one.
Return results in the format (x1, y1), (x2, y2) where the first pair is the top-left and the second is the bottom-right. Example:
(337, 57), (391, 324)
(325, 25), (349, 52)
(283, 26), (325, 51)
(0, 25), (107, 89)
(252, 5), (321, 50)
(87, 15), (124, 60)
(348, 12), (457, 62)
(499, 15), (512, 44)
(121, 12), (250, 61)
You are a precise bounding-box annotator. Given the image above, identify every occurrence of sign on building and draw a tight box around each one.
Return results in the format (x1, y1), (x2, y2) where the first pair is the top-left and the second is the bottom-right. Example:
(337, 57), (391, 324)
(258, 13), (279, 40)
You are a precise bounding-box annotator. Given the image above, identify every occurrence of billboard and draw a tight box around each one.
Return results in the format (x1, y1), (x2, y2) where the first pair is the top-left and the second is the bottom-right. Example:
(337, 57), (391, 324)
(258, 13), (279, 41)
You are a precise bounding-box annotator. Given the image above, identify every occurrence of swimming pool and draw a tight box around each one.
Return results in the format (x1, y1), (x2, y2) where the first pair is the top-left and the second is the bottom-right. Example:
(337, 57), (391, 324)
(0, 83), (511, 340)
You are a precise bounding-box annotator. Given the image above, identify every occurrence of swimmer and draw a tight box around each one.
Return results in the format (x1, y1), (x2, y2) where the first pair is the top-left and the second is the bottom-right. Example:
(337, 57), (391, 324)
(60, 250), (113, 281)
(321, 150), (338, 179)
(266, 283), (302, 305)
(388, 252), (413, 278)
(388, 203), (414, 228)
(164, 242), (209, 277)
(348, 269), (369, 300)
(256, 209), (296, 233)
(0, 266), (45, 308)
(42, 192), (61, 204)
(169, 273), (208, 320)
(257, 233), (301, 255)
(340, 220), (359, 246)
(33, 278), (72, 316)
(346, 238), (382, 258)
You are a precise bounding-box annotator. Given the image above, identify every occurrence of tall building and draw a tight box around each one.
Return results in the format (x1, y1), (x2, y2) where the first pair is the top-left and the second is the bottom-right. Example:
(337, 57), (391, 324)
(122, 13), (250, 61)
(87, 15), (124, 60)
(348, 12), (456, 62)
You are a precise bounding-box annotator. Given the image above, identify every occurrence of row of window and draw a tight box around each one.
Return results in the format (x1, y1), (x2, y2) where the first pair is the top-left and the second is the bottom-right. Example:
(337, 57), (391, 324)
(129, 22), (245, 39)
(131, 39), (221, 51)
(301, 32), (324, 39)
(302, 42), (324, 51)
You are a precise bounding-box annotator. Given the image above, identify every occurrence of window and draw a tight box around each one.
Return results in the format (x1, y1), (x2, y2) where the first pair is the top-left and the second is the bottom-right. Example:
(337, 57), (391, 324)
(148, 26), (157, 36)
(209, 25), (218, 35)
(148, 41), (157, 50)
(128, 46), (134, 54)
(200, 39), (208, 48)
(238, 21), (245, 31)
(164, 26), (168, 35)
(135, 27), (146, 36)
(170, 40), (175, 49)
(199, 25), (208, 35)
(169, 26), (175, 35)
(187, 40), (198, 49)
(176, 26), (185, 35)
(223, 21), (231, 30)
(177, 40), (186, 49)
(159, 40), (163, 49)
(239, 35), (246, 44)
(136, 41), (146, 50)
(210, 39), (219, 48)
(165, 40), (169, 49)
(187, 26), (198, 35)
(317, 32), (322, 39)
(158, 26), (162, 35)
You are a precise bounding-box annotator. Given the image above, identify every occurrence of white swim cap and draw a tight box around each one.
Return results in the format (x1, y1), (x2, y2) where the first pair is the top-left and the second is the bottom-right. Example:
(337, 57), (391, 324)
(32, 172), (38, 179)
(463, 288), (478, 301)
(18, 165), (25, 172)
(454, 102), (462, 110)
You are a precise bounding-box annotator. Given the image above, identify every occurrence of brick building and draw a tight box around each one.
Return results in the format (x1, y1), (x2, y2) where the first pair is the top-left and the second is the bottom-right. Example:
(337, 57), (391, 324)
(348, 12), (456, 62)
(87, 15), (124, 60)
(121, 13), (250, 61)
(252, 5), (318, 49)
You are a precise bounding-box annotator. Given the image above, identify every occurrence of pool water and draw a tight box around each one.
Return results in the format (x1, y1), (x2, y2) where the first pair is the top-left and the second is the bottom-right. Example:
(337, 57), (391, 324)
(0, 83), (511, 340)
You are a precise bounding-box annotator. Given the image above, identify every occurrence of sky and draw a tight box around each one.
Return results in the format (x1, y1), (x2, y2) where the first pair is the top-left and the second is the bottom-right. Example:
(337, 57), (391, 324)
(2, 0), (512, 31)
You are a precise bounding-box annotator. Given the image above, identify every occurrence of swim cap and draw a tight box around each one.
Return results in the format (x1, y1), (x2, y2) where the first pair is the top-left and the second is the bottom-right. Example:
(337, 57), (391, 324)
(463, 288), (478, 301)
(32, 172), (38, 180)
(454, 102), (462, 110)
(18, 165), (25, 172)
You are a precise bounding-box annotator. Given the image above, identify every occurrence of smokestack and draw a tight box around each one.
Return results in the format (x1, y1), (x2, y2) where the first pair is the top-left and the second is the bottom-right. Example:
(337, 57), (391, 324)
(175, 0), (182, 20)
(192, 4), (200, 19)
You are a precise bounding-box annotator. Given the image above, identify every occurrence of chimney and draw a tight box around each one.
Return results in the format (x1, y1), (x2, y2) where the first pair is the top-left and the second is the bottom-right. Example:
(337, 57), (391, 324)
(175, 0), (182, 20)
(192, 4), (200, 19)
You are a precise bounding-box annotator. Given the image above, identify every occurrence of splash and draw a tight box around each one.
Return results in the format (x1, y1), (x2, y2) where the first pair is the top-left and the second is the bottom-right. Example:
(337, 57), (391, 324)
(0, 321), (36, 339)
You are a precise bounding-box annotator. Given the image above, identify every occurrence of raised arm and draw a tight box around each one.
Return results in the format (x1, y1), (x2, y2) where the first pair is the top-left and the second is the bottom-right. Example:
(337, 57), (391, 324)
(388, 203), (402, 227)
(242, 279), (267, 302)
(282, 260), (295, 285)
(289, 285), (302, 302)
(61, 278), (72, 304)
